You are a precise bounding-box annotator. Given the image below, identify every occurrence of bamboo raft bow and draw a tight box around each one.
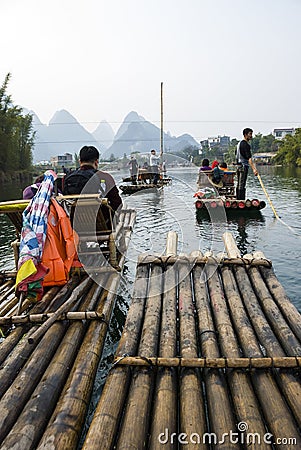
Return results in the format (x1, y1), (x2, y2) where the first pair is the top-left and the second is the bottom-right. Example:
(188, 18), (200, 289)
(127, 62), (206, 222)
(0, 208), (136, 450)
(82, 231), (301, 450)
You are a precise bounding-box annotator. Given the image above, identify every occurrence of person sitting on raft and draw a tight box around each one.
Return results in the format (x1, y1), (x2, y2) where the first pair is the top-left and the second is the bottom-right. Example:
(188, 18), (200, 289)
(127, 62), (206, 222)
(199, 158), (212, 172)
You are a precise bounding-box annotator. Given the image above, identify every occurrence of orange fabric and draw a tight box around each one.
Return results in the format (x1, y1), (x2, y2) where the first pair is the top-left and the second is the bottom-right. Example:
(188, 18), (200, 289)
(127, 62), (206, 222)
(42, 198), (77, 286)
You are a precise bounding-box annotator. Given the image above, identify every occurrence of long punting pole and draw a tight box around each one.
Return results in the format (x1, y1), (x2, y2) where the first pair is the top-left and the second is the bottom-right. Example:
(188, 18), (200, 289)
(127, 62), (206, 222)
(160, 81), (163, 159)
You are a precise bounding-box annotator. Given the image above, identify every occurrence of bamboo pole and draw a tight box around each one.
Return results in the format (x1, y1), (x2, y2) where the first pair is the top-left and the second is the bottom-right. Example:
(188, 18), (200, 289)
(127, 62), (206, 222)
(160, 81), (164, 158)
(0, 282), (101, 450)
(0, 295), (19, 317)
(27, 277), (93, 344)
(257, 173), (280, 219)
(0, 321), (67, 444)
(0, 271), (17, 281)
(206, 264), (271, 449)
(192, 264), (238, 450)
(137, 254), (272, 267)
(83, 263), (150, 449)
(254, 250), (301, 341)
(44, 276), (84, 313)
(165, 230), (178, 256)
(243, 254), (301, 428)
(113, 356), (301, 369)
(0, 281), (90, 399)
(0, 281), (14, 301)
(246, 259), (301, 356)
(0, 287), (59, 366)
(223, 233), (301, 444)
(36, 274), (117, 450)
(0, 310), (107, 325)
(178, 263), (209, 450)
(148, 263), (177, 449)
(115, 264), (163, 449)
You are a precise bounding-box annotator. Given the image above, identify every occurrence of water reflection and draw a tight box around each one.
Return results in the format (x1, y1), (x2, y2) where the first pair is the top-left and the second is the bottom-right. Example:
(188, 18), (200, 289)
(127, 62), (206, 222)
(0, 215), (17, 270)
(196, 209), (265, 255)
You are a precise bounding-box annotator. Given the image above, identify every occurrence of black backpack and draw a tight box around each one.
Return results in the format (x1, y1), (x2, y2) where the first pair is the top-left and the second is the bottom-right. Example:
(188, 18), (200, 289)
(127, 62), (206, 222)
(63, 168), (100, 195)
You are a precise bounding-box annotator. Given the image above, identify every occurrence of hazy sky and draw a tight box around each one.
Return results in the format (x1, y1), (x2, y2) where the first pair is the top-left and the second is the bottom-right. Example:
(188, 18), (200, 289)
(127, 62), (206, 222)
(2, 0), (301, 141)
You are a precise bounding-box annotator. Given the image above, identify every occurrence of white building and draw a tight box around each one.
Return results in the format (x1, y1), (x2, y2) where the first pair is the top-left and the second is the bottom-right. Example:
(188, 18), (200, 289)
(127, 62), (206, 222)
(273, 128), (295, 140)
(50, 153), (73, 167)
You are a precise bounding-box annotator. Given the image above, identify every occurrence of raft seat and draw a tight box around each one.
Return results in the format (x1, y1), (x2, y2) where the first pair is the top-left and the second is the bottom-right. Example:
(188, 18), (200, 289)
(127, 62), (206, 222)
(59, 195), (122, 269)
(217, 171), (235, 197)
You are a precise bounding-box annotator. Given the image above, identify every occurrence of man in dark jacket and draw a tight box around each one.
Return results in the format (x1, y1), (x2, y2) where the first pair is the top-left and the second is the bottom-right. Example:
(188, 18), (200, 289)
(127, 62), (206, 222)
(63, 146), (122, 212)
(236, 128), (258, 200)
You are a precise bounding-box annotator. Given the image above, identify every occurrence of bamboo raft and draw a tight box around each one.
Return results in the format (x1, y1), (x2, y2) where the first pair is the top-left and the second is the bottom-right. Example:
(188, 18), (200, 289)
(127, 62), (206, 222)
(0, 206), (136, 449)
(195, 197), (266, 211)
(82, 231), (301, 449)
(120, 178), (172, 195)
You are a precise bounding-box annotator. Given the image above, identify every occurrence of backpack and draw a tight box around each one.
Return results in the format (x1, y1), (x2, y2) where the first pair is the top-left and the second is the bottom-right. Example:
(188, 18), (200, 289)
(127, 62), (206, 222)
(63, 168), (99, 195)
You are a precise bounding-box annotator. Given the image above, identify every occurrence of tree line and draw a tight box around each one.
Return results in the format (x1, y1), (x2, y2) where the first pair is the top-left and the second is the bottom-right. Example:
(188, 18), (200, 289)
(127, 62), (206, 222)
(0, 73), (34, 172)
(178, 130), (301, 167)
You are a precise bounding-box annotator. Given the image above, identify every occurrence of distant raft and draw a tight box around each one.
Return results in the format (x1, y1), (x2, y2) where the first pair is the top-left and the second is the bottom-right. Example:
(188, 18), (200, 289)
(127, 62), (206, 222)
(120, 177), (172, 194)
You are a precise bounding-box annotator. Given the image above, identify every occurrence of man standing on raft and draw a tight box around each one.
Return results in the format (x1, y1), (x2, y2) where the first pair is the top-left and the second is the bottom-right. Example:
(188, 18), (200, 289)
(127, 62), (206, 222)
(236, 128), (258, 200)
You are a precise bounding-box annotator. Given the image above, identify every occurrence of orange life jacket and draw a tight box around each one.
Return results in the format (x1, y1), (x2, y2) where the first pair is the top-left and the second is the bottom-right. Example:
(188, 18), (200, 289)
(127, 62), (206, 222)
(42, 198), (78, 286)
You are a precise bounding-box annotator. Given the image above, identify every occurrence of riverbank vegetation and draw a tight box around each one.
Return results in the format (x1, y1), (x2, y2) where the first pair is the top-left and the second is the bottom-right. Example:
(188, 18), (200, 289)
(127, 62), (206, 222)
(0, 73), (34, 181)
(183, 131), (301, 168)
(273, 128), (301, 166)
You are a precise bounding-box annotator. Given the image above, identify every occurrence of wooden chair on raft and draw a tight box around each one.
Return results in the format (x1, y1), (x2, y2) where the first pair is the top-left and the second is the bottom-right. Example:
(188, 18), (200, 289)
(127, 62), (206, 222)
(58, 194), (124, 270)
(197, 170), (236, 198)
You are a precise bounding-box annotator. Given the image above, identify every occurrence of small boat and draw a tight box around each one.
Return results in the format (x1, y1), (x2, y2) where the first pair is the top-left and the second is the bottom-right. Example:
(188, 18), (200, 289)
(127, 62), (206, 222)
(194, 169), (266, 212)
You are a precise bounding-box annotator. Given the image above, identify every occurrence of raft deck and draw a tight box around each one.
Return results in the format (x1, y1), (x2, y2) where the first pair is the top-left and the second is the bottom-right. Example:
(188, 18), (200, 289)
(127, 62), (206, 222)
(83, 231), (301, 449)
(0, 208), (136, 449)
(1, 230), (301, 449)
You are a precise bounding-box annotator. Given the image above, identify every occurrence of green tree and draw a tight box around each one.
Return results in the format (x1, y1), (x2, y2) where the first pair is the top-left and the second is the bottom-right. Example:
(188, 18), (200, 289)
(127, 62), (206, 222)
(74, 152), (79, 168)
(258, 133), (279, 153)
(273, 129), (301, 166)
(224, 138), (239, 165)
(0, 73), (34, 172)
(252, 133), (262, 152)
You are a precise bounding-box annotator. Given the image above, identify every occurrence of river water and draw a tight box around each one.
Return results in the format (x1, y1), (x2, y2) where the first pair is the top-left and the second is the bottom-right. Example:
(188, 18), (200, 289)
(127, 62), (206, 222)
(1, 164), (301, 421)
(1, 164), (300, 308)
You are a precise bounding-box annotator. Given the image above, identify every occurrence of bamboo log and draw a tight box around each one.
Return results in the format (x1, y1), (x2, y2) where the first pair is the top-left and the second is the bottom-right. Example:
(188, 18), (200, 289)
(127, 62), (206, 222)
(0, 271), (17, 281)
(222, 231), (241, 258)
(0, 321), (66, 444)
(0, 282), (101, 450)
(115, 264), (163, 449)
(83, 263), (150, 449)
(223, 233), (301, 442)
(0, 280), (14, 304)
(0, 282), (84, 399)
(247, 263), (301, 355)
(45, 276), (84, 313)
(28, 277), (93, 344)
(254, 250), (301, 341)
(192, 265), (238, 450)
(0, 287), (59, 366)
(0, 310), (108, 325)
(137, 254), (272, 267)
(148, 263), (177, 449)
(206, 264), (270, 449)
(112, 356), (301, 369)
(178, 263), (209, 450)
(37, 275), (116, 450)
(165, 230), (178, 256)
(0, 295), (19, 317)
